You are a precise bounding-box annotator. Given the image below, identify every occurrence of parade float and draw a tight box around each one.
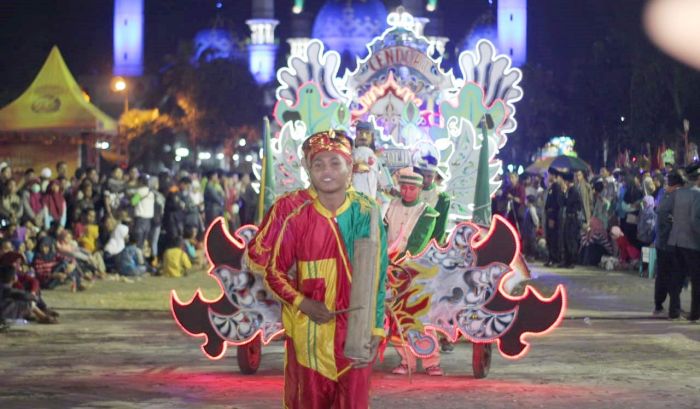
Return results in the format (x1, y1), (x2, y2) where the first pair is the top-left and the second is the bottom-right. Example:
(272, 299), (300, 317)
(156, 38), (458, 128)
(171, 8), (567, 379)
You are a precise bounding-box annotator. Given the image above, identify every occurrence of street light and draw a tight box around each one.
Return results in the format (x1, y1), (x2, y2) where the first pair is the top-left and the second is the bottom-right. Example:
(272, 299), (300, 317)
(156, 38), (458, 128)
(111, 76), (129, 115)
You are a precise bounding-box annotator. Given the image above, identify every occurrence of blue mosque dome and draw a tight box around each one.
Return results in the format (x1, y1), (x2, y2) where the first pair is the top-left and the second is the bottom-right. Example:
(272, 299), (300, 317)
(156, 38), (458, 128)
(312, 0), (388, 59)
(193, 28), (244, 62)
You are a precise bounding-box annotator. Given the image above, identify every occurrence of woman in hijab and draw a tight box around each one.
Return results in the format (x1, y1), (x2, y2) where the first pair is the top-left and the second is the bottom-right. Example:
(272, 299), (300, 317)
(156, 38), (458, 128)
(42, 180), (66, 230)
(21, 178), (44, 226)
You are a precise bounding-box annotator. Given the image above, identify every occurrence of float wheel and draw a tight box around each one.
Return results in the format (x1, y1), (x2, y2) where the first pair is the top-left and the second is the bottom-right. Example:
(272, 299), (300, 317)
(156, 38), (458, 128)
(471, 342), (492, 379)
(237, 335), (262, 375)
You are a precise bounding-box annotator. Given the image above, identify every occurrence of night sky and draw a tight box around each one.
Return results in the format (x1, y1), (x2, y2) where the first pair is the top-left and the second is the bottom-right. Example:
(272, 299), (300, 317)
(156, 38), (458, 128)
(0, 0), (647, 105)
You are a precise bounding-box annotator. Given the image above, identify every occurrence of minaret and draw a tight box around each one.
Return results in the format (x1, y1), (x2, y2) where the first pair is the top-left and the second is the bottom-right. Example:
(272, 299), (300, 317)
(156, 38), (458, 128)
(113, 0), (144, 76)
(246, 0), (278, 84)
(287, 11), (312, 59)
(497, 0), (527, 67)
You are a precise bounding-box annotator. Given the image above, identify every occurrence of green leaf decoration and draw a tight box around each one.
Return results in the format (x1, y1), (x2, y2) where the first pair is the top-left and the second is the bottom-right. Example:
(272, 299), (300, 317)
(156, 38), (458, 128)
(273, 82), (348, 136)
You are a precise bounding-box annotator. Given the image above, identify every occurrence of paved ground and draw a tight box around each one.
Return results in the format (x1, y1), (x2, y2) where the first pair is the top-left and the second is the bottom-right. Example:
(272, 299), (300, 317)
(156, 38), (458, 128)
(1, 263), (699, 408)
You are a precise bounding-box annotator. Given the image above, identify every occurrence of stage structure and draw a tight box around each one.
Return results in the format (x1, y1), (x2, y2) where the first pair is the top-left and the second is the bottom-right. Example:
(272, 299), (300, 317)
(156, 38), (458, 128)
(172, 9), (566, 379)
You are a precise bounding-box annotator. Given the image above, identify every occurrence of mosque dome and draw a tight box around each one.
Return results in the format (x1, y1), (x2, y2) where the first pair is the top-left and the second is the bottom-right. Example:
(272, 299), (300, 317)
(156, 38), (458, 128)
(193, 28), (244, 62)
(312, 0), (388, 58)
(461, 10), (498, 53)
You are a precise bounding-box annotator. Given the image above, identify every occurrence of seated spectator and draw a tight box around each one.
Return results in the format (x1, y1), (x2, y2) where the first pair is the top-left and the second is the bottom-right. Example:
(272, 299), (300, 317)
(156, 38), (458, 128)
(117, 237), (147, 277)
(76, 209), (100, 253)
(33, 236), (84, 291)
(1, 265), (57, 324)
(103, 212), (130, 271)
(56, 230), (106, 278)
(0, 251), (58, 319)
(161, 241), (192, 278)
(611, 226), (641, 269)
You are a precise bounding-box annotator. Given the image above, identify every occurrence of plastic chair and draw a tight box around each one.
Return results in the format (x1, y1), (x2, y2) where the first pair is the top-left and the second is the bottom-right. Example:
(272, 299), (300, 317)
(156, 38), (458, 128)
(639, 246), (656, 279)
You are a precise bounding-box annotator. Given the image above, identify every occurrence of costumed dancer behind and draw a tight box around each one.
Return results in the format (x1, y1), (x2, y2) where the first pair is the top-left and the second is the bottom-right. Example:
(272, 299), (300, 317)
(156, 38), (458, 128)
(414, 155), (451, 244)
(384, 168), (444, 376)
(264, 130), (388, 409)
(352, 121), (394, 211)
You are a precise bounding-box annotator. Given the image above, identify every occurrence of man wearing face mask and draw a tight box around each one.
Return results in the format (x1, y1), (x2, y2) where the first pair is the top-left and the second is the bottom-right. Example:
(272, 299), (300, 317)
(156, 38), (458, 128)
(384, 168), (437, 258)
(265, 130), (388, 409)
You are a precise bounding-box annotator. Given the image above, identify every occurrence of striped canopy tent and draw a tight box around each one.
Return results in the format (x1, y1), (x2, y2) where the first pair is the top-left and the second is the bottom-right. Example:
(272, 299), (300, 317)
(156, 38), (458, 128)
(0, 46), (117, 175)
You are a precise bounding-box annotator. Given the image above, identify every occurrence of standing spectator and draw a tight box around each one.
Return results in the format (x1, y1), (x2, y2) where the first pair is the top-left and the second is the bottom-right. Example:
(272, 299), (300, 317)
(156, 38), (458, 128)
(203, 169), (225, 227)
(42, 181), (66, 230)
(163, 177), (191, 252)
(148, 177), (165, 260)
(0, 163), (12, 185)
(104, 167), (126, 216)
(666, 162), (700, 322)
(20, 168), (35, 191)
(575, 170), (592, 229)
(39, 168), (52, 192)
(558, 171), (583, 268)
(223, 172), (241, 231)
(239, 173), (259, 226)
(502, 172), (526, 232)
(1, 179), (23, 224)
(131, 175), (155, 248)
(522, 195), (540, 260)
(636, 195), (657, 246)
(55, 161), (68, 181)
(544, 168), (563, 267)
(21, 178), (44, 227)
(620, 174), (644, 249)
(653, 171), (683, 317)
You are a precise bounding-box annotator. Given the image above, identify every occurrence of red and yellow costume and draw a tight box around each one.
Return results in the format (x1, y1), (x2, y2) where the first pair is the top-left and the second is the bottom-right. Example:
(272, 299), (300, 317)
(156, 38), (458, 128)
(257, 130), (388, 409)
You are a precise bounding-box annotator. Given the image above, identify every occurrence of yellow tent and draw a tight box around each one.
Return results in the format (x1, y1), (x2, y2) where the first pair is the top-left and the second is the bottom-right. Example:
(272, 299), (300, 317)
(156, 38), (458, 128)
(0, 46), (117, 134)
(0, 46), (118, 174)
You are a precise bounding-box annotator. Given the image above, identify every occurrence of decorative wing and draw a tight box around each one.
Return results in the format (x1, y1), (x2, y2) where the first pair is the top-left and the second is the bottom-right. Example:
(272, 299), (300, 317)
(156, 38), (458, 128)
(387, 216), (566, 359)
(170, 219), (284, 360)
(457, 39), (523, 145)
(276, 40), (349, 105)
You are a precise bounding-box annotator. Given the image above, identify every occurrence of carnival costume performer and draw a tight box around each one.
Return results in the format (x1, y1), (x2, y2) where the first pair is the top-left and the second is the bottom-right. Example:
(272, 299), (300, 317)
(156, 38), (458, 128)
(384, 168), (438, 257)
(384, 168), (444, 376)
(352, 121), (394, 207)
(415, 155), (451, 243)
(264, 130), (388, 409)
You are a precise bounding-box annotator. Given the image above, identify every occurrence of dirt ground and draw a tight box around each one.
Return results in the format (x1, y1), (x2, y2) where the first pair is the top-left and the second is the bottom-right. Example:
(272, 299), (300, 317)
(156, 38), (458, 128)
(1, 263), (699, 409)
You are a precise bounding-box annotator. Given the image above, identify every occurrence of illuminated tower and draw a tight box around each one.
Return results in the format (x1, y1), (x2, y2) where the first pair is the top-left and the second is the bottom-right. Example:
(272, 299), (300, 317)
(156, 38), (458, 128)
(287, 11), (312, 59)
(497, 0), (527, 67)
(113, 0), (144, 76)
(246, 0), (278, 84)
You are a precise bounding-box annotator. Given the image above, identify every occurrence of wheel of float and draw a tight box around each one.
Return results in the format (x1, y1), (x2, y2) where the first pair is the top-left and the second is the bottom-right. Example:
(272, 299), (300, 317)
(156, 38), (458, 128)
(237, 335), (262, 375)
(471, 342), (492, 379)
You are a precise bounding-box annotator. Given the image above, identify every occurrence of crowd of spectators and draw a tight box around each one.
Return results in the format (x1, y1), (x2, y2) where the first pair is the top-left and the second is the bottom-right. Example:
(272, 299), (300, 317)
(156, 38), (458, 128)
(0, 161), (259, 328)
(495, 159), (700, 320)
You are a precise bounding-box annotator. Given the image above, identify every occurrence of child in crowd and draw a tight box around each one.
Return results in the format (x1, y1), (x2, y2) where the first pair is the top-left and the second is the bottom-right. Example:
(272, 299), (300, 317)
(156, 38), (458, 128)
(161, 240), (192, 278)
(76, 209), (100, 253)
(103, 211), (130, 272)
(117, 236), (147, 277)
(33, 236), (84, 291)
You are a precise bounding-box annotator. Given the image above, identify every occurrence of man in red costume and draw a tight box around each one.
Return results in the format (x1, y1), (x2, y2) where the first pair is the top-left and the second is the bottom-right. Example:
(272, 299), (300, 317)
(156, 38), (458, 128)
(263, 130), (388, 409)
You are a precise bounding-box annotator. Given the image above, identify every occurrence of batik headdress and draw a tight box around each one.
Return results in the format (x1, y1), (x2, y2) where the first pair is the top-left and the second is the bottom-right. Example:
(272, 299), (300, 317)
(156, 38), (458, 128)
(302, 130), (353, 163)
